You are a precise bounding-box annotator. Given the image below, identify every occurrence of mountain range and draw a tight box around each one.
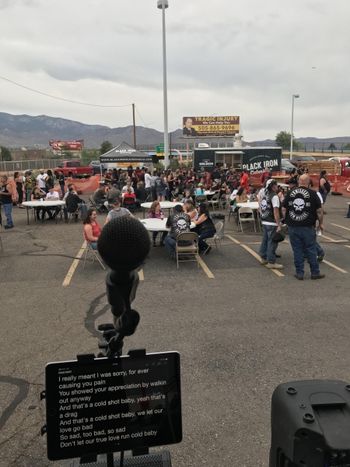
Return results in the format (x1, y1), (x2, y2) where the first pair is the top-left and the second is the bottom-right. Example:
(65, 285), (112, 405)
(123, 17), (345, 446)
(0, 112), (349, 150)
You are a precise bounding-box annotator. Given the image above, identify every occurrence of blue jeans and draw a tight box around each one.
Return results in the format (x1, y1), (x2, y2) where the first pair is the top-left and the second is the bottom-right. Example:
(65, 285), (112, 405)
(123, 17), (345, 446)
(288, 226), (320, 276)
(90, 242), (98, 250)
(259, 224), (277, 263)
(3, 203), (13, 227)
(164, 235), (176, 259)
(198, 229), (216, 252)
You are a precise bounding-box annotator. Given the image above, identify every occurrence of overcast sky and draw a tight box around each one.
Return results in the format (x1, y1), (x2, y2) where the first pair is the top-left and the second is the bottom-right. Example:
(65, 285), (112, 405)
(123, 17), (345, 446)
(0, 0), (349, 140)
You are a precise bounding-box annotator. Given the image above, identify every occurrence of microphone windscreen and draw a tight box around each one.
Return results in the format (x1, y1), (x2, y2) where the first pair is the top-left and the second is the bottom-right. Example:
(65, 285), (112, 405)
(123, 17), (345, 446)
(98, 216), (151, 271)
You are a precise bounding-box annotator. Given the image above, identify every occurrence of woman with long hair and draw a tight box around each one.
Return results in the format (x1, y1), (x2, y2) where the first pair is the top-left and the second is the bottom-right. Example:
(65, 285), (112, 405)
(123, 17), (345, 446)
(148, 200), (167, 246)
(45, 169), (55, 192)
(83, 208), (102, 250)
(319, 170), (331, 204)
(193, 203), (216, 254)
(14, 171), (24, 207)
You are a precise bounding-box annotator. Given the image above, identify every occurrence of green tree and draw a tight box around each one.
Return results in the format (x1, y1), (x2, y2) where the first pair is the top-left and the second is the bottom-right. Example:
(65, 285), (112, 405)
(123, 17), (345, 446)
(0, 146), (12, 161)
(328, 143), (337, 152)
(100, 140), (113, 155)
(275, 131), (301, 150)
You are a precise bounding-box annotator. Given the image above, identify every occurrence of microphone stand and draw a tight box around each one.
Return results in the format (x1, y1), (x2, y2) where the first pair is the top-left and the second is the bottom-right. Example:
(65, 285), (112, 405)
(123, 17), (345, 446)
(74, 268), (172, 467)
(98, 268), (140, 358)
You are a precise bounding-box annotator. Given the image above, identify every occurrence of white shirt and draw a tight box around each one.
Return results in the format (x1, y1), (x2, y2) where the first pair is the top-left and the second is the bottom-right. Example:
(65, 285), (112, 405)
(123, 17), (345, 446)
(45, 191), (60, 200)
(144, 173), (152, 189)
(37, 173), (47, 189)
(122, 185), (134, 194)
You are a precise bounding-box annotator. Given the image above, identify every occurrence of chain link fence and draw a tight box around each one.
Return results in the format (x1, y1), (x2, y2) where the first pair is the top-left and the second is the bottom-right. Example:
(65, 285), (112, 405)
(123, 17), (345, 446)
(0, 159), (61, 174)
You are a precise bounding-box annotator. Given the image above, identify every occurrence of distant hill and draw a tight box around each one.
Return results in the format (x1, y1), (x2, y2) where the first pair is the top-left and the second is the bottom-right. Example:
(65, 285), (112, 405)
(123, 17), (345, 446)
(0, 112), (166, 149)
(0, 112), (349, 150)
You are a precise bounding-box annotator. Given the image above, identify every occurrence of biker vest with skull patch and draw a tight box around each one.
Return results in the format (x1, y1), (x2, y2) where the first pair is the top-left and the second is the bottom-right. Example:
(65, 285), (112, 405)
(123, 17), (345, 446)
(284, 187), (321, 227)
(260, 191), (276, 224)
(169, 212), (191, 238)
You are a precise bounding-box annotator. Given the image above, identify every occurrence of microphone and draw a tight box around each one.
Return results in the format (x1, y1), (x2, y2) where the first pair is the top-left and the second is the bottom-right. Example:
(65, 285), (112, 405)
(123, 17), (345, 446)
(98, 215), (150, 272)
(97, 216), (151, 353)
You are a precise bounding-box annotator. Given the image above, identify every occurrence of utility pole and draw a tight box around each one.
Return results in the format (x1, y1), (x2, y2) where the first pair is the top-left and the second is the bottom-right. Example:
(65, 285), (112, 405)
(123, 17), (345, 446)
(132, 103), (137, 149)
(157, 0), (169, 168)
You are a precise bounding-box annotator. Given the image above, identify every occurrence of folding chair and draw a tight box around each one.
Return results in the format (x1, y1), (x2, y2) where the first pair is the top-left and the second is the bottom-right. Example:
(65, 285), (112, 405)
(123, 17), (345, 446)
(207, 220), (224, 249)
(208, 193), (220, 210)
(66, 209), (79, 223)
(82, 242), (106, 270)
(175, 232), (199, 269)
(238, 207), (256, 232)
(195, 194), (207, 206)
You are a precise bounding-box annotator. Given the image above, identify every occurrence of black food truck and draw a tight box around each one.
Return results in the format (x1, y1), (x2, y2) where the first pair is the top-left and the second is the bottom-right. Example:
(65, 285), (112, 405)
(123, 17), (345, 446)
(194, 146), (282, 173)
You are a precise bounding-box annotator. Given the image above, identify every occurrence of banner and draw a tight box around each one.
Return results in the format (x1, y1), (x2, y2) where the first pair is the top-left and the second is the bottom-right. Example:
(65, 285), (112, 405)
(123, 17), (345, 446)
(49, 140), (84, 150)
(242, 148), (281, 172)
(182, 116), (240, 137)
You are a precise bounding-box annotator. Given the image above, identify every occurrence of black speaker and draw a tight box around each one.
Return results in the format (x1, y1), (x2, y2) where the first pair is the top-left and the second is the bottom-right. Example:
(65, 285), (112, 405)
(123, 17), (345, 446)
(270, 380), (350, 467)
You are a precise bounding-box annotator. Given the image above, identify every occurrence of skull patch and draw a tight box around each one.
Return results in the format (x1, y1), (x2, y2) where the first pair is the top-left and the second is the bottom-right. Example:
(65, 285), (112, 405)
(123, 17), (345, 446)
(260, 199), (268, 211)
(293, 198), (305, 212)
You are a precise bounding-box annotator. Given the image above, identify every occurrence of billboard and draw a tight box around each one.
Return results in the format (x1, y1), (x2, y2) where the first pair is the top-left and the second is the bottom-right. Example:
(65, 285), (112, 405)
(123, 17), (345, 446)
(182, 116), (240, 137)
(49, 140), (84, 151)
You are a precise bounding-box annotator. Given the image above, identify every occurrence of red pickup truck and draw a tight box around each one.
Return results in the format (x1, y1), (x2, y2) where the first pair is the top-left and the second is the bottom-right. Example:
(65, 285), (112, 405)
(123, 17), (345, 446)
(55, 160), (93, 178)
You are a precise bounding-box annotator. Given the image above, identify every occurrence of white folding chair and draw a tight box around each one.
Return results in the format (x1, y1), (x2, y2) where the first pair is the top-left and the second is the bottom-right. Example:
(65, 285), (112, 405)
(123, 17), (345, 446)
(205, 220), (225, 251)
(208, 193), (220, 209)
(238, 207), (256, 232)
(82, 242), (106, 270)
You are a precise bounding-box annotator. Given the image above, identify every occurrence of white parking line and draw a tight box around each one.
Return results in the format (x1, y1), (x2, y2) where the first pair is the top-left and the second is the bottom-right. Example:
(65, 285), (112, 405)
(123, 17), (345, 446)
(138, 269), (144, 281)
(322, 233), (345, 243)
(197, 255), (215, 279)
(330, 223), (350, 233)
(226, 235), (284, 277)
(323, 260), (348, 274)
(62, 240), (87, 287)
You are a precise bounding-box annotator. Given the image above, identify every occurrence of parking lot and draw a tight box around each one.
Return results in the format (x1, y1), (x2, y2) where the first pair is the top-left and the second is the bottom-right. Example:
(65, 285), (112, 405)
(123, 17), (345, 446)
(1, 195), (350, 467)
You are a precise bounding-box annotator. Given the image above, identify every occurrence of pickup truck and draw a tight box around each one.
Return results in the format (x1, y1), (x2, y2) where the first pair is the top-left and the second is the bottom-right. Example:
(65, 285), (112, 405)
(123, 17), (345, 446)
(55, 160), (93, 178)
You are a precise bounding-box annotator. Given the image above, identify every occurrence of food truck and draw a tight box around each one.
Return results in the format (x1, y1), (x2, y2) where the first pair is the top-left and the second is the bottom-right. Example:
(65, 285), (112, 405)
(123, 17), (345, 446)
(193, 146), (282, 173)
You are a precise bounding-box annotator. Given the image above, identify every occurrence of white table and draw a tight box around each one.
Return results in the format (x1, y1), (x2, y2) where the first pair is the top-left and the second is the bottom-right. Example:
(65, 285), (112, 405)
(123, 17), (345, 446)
(140, 218), (169, 232)
(236, 201), (259, 210)
(141, 201), (183, 210)
(22, 200), (65, 224)
(140, 218), (196, 232)
(141, 201), (183, 218)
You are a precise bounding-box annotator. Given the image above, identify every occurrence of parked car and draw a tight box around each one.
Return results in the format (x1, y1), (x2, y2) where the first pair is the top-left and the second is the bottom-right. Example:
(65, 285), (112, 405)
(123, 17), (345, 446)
(290, 155), (316, 166)
(55, 160), (93, 178)
(89, 160), (104, 175)
(280, 159), (296, 173)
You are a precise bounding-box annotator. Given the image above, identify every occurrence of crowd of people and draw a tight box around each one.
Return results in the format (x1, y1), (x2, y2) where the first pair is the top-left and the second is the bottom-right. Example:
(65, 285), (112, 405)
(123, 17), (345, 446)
(0, 164), (346, 278)
(257, 172), (328, 279)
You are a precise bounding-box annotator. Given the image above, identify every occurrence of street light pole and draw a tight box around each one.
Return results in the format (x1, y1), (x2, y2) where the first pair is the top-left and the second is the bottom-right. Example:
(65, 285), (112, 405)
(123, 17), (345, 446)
(290, 94), (300, 160)
(157, 0), (169, 169)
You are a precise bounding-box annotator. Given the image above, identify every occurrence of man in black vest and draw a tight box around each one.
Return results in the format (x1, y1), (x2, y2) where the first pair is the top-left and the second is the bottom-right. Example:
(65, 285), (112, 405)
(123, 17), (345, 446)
(164, 205), (191, 259)
(282, 173), (324, 280)
(258, 179), (283, 269)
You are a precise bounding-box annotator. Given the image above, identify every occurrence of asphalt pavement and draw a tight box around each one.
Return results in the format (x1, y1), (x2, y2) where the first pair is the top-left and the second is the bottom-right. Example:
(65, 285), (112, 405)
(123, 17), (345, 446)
(0, 195), (350, 467)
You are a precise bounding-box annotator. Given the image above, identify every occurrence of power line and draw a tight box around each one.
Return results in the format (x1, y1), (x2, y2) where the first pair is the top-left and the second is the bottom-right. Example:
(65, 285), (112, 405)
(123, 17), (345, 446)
(0, 75), (132, 108)
(135, 106), (149, 127)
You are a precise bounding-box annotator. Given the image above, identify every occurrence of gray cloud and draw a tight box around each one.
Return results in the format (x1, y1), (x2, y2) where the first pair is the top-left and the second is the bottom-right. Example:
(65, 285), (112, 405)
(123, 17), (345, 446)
(0, 0), (349, 139)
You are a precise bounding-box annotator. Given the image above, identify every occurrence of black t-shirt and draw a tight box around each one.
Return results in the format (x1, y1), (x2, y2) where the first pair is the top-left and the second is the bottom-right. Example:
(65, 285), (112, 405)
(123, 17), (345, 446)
(283, 187), (321, 227)
(66, 193), (83, 212)
(166, 212), (191, 239)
